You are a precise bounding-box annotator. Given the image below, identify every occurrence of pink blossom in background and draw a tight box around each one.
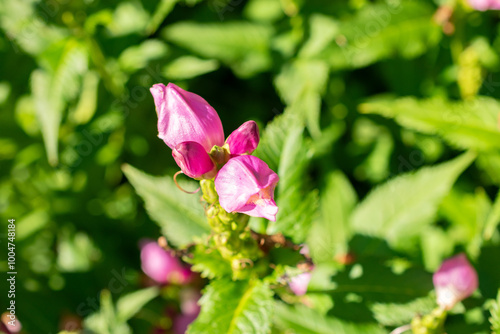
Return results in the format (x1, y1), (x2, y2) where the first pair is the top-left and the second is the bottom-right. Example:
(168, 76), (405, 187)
(225, 120), (260, 156)
(140, 240), (191, 285)
(150, 83), (224, 152)
(433, 253), (478, 310)
(468, 0), (500, 10)
(289, 272), (312, 296)
(173, 289), (201, 334)
(172, 141), (216, 179)
(215, 155), (279, 221)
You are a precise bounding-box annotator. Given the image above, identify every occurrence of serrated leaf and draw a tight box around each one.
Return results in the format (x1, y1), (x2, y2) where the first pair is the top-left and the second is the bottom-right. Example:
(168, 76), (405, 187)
(185, 243), (232, 279)
(274, 302), (387, 334)
(490, 289), (500, 334)
(370, 295), (436, 326)
(316, 2), (441, 70)
(308, 171), (357, 263)
(360, 96), (500, 151)
(351, 152), (475, 252)
(122, 164), (209, 247)
(116, 287), (159, 322)
(188, 279), (273, 334)
(163, 22), (273, 77)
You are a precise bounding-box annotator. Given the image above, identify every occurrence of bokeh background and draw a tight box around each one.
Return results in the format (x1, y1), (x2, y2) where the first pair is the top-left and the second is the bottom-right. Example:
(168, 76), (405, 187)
(1, 0), (500, 333)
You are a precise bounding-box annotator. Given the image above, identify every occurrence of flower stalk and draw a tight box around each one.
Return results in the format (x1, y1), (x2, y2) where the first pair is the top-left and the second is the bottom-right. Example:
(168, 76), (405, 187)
(200, 179), (263, 279)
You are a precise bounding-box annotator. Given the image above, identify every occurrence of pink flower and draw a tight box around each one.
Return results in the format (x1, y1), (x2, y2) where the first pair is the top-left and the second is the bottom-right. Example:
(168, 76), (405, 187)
(214, 155), (279, 221)
(225, 121), (260, 156)
(172, 142), (216, 179)
(433, 253), (478, 310)
(150, 83), (225, 152)
(289, 272), (312, 296)
(468, 0), (500, 10)
(173, 289), (201, 334)
(140, 240), (191, 285)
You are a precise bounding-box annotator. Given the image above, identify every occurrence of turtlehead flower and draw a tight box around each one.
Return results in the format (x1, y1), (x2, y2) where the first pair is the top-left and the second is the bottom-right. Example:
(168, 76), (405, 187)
(225, 121), (260, 156)
(172, 141), (216, 179)
(289, 272), (312, 296)
(468, 0), (500, 10)
(433, 253), (478, 310)
(215, 155), (279, 221)
(150, 83), (224, 152)
(140, 240), (191, 285)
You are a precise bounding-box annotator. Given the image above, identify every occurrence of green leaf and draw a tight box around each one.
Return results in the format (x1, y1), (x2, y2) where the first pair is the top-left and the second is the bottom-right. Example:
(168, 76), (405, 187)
(188, 279), (273, 334)
(33, 38), (89, 165)
(370, 295), (436, 326)
(163, 22), (273, 77)
(32, 70), (62, 166)
(107, 2), (150, 37)
(360, 96), (500, 151)
(146, 0), (179, 35)
(351, 152), (475, 252)
(70, 71), (99, 125)
(185, 243), (232, 279)
(490, 289), (500, 334)
(313, 2), (441, 70)
(274, 59), (329, 139)
(122, 164), (209, 247)
(118, 40), (169, 73)
(484, 190), (500, 241)
(116, 287), (159, 322)
(308, 171), (357, 263)
(274, 302), (387, 334)
(162, 56), (219, 80)
(268, 122), (318, 242)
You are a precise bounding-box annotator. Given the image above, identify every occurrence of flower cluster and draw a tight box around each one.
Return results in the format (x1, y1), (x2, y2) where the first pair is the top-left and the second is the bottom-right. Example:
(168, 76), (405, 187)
(150, 83), (279, 221)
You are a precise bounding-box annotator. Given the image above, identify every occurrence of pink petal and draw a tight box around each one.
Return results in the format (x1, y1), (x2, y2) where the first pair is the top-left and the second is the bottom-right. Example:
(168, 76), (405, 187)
(433, 253), (478, 310)
(172, 141), (216, 179)
(225, 121), (260, 155)
(214, 155), (279, 221)
(140, 240), (186, 284)
(150, 83), (225, 152)
(468, 0), (500, 10)
(289, 272), (312, 296)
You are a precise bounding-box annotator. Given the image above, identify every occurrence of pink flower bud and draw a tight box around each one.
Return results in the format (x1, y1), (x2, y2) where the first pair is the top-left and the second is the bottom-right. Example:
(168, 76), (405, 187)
(433, 253), (478, 310)
(289, 272), (312, 296)
(468, 0), (500, 10)
(140, 240), (191, 285)
(172, 141), (216, 179)
(225, 121), (260, 155)
(150, 83), (225, 152)
(214, 155), (279, 221)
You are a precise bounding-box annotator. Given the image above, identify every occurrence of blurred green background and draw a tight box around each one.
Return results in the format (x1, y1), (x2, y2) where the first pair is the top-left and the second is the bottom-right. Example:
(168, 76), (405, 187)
(1, 0), (500, 333)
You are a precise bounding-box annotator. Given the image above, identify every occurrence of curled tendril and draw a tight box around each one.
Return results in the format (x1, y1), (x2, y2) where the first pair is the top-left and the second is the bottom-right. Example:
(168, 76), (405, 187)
(173, 171), (200, 194)
(235, 258), (254, 269)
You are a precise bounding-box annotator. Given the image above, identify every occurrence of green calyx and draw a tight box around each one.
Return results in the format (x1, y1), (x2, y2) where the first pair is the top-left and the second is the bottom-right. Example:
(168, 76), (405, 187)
(200, 179), (263, 280)
(411, 307), (447, 334)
